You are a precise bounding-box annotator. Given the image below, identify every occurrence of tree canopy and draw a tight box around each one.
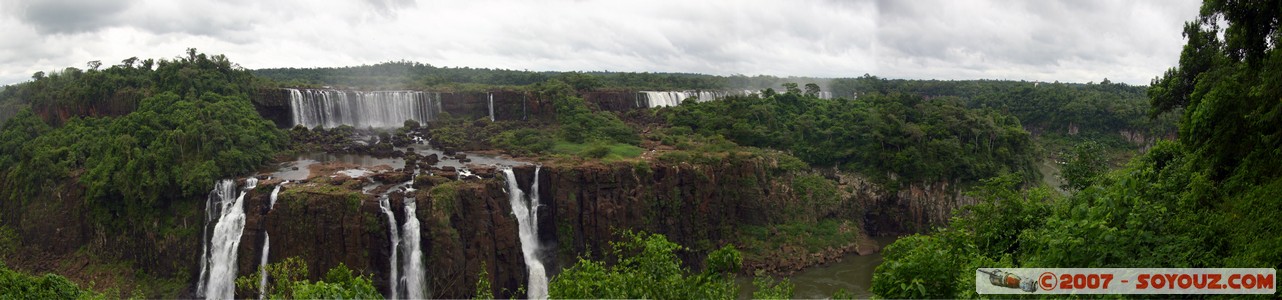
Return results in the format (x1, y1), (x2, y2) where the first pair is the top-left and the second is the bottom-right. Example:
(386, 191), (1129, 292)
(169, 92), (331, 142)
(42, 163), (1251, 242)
(872, 0), (1282, 297)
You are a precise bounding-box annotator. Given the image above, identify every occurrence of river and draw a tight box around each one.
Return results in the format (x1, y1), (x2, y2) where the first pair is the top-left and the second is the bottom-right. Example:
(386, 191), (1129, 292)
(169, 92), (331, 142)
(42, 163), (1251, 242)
(736, 236), (898, 299)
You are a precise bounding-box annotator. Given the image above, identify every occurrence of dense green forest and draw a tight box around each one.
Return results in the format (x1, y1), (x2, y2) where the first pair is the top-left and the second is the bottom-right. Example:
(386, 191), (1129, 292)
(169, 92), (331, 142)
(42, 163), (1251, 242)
(662, 88), (1037, 187)
(0, 50), (287, 297)
(252, 61), (841, 93)
(871, 1), (1282, 297)
(829, 76), (1178, 137)
(0, 50), (285, 217)
(2, 0), (1266, 296)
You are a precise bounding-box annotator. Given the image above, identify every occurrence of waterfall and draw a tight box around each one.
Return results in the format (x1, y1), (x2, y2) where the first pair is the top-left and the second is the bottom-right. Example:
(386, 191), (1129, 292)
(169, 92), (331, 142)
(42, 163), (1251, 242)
(258, 233), (270, 300)
(374, 179), (424, 300)
(639, 91), (732, 108)
(196, 182), (226, 297)
(286, 88), (442, 129)
(269, 181), (285, 209)
(401, 196), (426, 299)
(488, 92), (495, 122)
(502, 167), (547, 299)
(378, 194), (401, 300)
(199, 177), (257, 300)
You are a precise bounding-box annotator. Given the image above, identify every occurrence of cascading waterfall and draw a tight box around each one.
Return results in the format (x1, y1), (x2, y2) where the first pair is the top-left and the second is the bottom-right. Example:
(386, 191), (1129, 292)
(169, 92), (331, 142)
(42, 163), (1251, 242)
(195, 182), (227, 297)
(269, 181), (286, 209)
(378, 194), (402, 300)
(375, 178), (425, 299)
(502, 167), (547, 299)
(638, 91), (733, 108)
(287, 88), (442, 129)
(199, 177), (257, 300)
(400, 185), (426, 299)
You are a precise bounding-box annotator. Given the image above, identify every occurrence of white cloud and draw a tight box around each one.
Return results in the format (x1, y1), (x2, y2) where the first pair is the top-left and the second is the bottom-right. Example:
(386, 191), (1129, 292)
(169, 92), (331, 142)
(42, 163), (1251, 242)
(0, 0), (1201, 86)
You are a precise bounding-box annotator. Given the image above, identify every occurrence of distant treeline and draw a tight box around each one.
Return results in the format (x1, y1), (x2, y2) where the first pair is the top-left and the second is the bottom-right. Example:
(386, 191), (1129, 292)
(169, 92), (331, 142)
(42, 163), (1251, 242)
(252, 62), (1173, 138)
(830, 76), (1177, 137)
(251, 61), (836, 92)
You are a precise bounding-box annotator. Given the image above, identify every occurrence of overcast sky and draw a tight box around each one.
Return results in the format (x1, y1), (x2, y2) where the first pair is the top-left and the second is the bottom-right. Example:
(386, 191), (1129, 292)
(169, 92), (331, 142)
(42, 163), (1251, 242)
(0, 0), (1201, 86)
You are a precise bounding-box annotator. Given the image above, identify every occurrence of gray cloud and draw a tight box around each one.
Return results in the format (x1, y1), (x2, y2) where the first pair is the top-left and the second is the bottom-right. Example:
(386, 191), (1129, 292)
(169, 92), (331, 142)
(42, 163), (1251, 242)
(0, 0), (1200, 86)
(4, 0), (132, 34)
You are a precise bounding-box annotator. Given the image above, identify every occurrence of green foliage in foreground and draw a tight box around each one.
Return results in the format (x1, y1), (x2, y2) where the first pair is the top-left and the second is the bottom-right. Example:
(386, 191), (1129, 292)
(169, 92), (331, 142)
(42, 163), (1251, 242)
(548, 231), (743, 299)
(1059, 140), (1107, 191)
(0, 262), (106, 300)
(751, 271), (795, 300)
(665, 90), (1037, 187)
(874, 1), (1282, 298)
(236, 257), (381, 299)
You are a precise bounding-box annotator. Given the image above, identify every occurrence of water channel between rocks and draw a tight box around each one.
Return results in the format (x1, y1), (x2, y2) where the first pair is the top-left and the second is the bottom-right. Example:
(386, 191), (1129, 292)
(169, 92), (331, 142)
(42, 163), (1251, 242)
(736, 236), (899, 299)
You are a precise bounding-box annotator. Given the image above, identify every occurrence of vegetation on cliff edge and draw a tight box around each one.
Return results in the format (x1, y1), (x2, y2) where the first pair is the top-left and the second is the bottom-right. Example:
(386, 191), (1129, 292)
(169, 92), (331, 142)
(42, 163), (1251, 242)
(872, 0), (1282, 297)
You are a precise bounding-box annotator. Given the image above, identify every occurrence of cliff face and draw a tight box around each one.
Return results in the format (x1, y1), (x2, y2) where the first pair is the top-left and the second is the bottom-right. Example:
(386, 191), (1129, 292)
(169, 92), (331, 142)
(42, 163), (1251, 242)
(544, 161), (791, 268)
(1, 156), (971, 298)
(839, 174), (974, 235)
(415, 179), (527, 299)
(0, 174), (204, 298)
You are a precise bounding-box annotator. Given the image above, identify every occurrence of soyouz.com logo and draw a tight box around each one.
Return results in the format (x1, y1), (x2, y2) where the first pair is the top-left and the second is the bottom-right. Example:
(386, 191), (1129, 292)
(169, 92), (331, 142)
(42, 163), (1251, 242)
(975, 268), (1276, 294)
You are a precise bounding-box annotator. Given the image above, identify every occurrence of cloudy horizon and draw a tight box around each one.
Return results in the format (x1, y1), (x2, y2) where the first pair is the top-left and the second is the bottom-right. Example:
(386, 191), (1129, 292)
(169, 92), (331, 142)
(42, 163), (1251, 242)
(0, 0), (1201, 86)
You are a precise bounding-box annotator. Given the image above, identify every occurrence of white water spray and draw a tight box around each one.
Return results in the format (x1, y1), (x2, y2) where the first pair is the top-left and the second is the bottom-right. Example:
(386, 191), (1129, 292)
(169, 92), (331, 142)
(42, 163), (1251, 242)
(200, 177), (256, 299)
(503, 167), (547, 299)
(488, 92), (495, 122)
(378, 194), (401, 299)
(257, 181), (285, 299)
(258, 233), (270, 300)
(401, 194), (426, 299)
(287, 89), (442, 129)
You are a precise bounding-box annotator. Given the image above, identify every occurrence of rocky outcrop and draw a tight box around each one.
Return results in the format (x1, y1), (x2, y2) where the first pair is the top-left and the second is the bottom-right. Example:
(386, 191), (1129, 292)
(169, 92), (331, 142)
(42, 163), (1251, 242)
(29, 90), (144, 126)
(544, 160), (794, 269)
(583, 91), (644, 112)
(834, 172), (972, 236)
(415, 179), (526, 299)
(2, 149), (972, 299)
(0, 173), (204, 298)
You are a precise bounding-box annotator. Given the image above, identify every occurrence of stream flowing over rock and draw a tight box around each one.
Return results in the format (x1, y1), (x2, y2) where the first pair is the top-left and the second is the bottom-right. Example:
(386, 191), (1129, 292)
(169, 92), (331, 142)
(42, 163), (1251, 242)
(198, 177), (256, 299)
(503, 167), (547, 299)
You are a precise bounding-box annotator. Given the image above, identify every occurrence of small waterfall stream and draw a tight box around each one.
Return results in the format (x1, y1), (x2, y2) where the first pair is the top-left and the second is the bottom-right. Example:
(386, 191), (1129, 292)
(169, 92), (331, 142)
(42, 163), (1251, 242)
(503, 167), (547, 299)
(257, 233), (270, 299)
(257, 182), (285, 299)
(488, 92), (495, 122)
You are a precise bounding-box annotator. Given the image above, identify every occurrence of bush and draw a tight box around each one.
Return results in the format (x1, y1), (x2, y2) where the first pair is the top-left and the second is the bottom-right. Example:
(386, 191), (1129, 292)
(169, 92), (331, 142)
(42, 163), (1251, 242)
(0, 263), (105, 300)
(290, 264), (381, 299)
(549, 231), (738, 299)
(490, 128), (555, 155)
(583, 143), (611, 159)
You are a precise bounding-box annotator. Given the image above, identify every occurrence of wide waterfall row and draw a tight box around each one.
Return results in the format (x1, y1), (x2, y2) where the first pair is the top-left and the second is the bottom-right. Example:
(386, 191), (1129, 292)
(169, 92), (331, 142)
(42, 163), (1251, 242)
(637, 89), (833, 108)
(503, 167), (548, 299)
(638, 91), (735, 108)
(288, 88), (443, 129)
